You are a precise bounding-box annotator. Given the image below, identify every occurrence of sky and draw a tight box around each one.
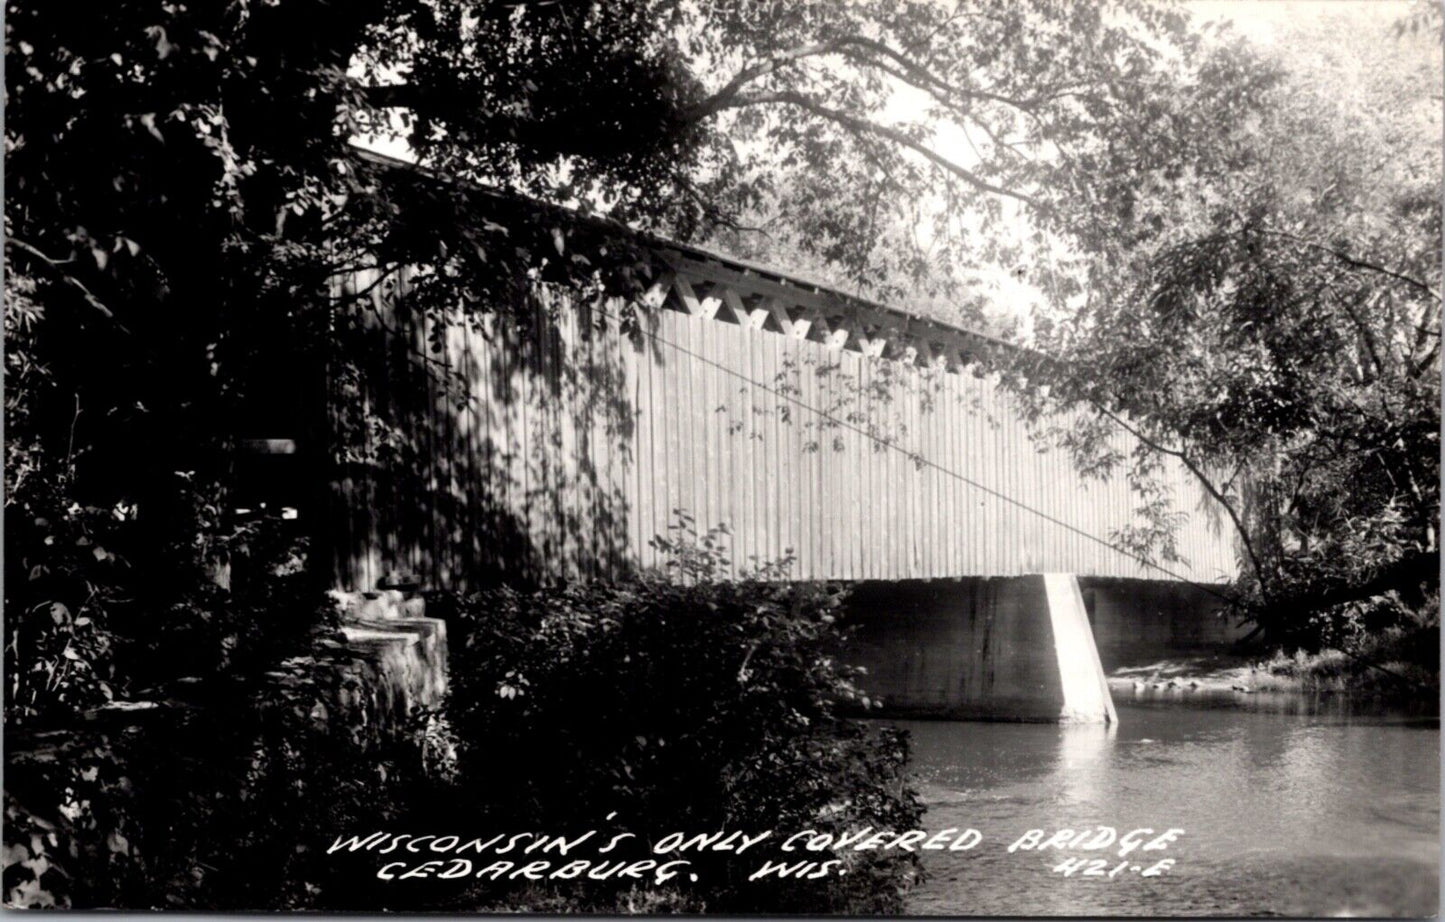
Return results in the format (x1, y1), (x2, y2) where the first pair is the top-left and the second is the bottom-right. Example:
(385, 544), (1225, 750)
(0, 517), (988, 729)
(1187, 0), (1412, 42)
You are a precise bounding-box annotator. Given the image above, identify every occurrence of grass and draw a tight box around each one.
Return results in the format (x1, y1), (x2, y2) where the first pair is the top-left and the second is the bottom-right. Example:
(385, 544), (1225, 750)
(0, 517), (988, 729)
(1108, 630), (1438, 703)
(1251, 646), (1437, 698)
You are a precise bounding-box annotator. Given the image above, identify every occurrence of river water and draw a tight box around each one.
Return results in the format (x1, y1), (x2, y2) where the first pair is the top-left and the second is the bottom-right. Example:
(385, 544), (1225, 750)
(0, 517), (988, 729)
(896, 695), (1439, 917)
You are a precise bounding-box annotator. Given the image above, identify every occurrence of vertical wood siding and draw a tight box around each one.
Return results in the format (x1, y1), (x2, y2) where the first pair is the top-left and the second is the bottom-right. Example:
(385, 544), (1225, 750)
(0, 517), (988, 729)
(327, 271), (1238, 591)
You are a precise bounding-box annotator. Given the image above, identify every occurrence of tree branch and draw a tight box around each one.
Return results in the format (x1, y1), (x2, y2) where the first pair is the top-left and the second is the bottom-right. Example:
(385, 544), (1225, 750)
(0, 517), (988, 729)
(1259, 227), (1441, 302)
(329, 262), (406, 304)
(832, 37), (1043, 114)
(1280, 549), (1439, 613)
(714, 91), (1043, 210)
(1090, 402), (1273, 602)
(686, 41), (843, 120)
(6, 237), (131, 334)
(690, 34), (1053, 124)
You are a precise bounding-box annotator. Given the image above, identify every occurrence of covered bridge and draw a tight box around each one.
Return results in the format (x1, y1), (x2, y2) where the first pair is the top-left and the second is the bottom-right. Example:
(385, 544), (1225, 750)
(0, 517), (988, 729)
(246, 158), (1247, 721)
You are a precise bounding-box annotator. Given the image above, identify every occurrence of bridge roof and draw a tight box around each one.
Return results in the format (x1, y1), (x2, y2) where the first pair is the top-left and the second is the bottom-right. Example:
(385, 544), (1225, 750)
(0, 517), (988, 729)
(338, 147), (1238, 590)
(353, 145), (1035, 373)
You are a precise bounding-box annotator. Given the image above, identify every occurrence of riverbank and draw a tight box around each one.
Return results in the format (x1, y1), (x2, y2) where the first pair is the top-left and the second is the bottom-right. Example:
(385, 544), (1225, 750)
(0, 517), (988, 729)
(1107, 649), (1438, 706)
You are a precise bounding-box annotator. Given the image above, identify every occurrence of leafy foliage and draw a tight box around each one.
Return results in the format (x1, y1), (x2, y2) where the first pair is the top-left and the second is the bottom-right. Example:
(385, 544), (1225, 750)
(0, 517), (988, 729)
(1021, 11), (1441, 644)
(2, 0), (1325, 672)
(425, 527), (922, 914)
(3, 624), (440, 910)
(5, 2), (1439, 910)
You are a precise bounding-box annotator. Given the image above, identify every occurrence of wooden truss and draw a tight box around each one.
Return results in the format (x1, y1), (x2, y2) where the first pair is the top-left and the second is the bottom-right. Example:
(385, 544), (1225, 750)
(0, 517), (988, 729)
(350, 145), (1019, 376)
(645, 246), (1012, 373)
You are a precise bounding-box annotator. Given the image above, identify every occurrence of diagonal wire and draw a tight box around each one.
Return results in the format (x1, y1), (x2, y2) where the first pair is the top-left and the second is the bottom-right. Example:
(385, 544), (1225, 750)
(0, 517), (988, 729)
(594, 302), (1242, 607)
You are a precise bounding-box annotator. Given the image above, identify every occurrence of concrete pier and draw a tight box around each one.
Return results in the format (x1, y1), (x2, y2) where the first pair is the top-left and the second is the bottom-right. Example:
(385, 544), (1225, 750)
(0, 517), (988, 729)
(841, 574), (1151, 722)
(1041, 573), (1117, 724)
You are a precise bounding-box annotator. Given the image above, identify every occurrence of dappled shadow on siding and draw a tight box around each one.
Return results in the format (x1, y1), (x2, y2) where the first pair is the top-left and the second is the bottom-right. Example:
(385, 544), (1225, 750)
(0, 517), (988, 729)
(327, 275), (646, 592)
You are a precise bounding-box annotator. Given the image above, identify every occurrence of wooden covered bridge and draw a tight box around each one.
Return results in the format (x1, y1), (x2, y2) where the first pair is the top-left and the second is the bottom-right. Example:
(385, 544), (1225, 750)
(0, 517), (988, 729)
(247, 166), (1245, 722)
(325, 244), (1237, 592)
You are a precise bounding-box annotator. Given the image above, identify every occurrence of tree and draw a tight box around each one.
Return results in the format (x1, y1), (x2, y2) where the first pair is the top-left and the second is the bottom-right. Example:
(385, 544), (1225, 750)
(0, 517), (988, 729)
(5, 0), (1408, 717)
(1021, 7), (1441, 645)
(364, 0), (1280, 307)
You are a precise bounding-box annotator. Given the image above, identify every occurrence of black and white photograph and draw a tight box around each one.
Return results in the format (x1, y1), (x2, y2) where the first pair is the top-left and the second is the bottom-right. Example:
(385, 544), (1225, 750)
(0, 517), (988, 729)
(2, 0), (1441, 915)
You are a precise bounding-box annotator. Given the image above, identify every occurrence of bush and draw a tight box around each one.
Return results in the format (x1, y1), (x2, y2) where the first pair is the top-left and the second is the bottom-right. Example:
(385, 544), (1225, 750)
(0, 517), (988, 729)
(1253, 603), (1439, 701)
(3, 514), (924, 913)
(3, 627), (444, 911)
(426, 522), (923, 914)
(6, 270), (326, 724)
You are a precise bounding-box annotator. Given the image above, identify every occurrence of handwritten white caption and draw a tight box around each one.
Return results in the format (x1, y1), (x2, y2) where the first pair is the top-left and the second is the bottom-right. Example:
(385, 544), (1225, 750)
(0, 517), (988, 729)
(328, 817), (1185, 885)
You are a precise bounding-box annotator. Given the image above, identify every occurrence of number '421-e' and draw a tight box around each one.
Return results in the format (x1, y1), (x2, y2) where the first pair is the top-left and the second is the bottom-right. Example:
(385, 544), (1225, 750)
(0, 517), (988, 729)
(1052, 857), (1177, 878)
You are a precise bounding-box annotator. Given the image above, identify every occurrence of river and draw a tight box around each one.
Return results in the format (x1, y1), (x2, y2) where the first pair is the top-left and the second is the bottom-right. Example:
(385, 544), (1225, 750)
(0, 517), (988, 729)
(896, 694), (1439, 917)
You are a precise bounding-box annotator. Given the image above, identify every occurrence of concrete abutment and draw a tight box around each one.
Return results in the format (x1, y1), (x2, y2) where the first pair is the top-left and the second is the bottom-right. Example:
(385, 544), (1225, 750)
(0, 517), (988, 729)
(839, 574), (1240, 722)
(313, 574), (1241, 728)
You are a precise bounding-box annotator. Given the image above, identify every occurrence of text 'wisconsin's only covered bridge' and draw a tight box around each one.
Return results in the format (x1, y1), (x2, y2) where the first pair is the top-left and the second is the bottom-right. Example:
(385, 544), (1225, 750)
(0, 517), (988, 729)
(278, 159), (1247, 723)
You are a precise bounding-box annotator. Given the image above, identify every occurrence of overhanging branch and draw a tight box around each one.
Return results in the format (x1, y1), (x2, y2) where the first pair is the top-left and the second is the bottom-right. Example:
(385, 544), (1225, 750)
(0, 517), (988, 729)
(689, 34), (1055, 124)
(6, 237), (132, 334)
(1089, 401), (1272, 601)
(1260, 227), (1440, 302)
(1279, 549), (1439, 613)
(715, 91), (1043, 210)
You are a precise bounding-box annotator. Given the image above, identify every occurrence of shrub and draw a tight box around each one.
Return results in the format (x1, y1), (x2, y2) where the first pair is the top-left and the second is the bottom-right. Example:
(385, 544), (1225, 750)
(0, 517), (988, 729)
(4, 515), (924, 913)
(1253, 593), (1439, 699)
(3, 627), (443, 911)
(426, 521), (924, 914)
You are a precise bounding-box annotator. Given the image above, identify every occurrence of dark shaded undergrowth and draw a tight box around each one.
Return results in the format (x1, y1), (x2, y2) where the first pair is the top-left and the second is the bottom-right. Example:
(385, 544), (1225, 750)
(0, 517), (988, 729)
(5, 530), (923, 913)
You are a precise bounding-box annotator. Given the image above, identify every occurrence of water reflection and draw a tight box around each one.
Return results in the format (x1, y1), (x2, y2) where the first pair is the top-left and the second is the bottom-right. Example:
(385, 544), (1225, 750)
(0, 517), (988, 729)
(1114, 683), (1441, 721)
(1055, 723), (1116, 808)
(896, 703), (1440, 917)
